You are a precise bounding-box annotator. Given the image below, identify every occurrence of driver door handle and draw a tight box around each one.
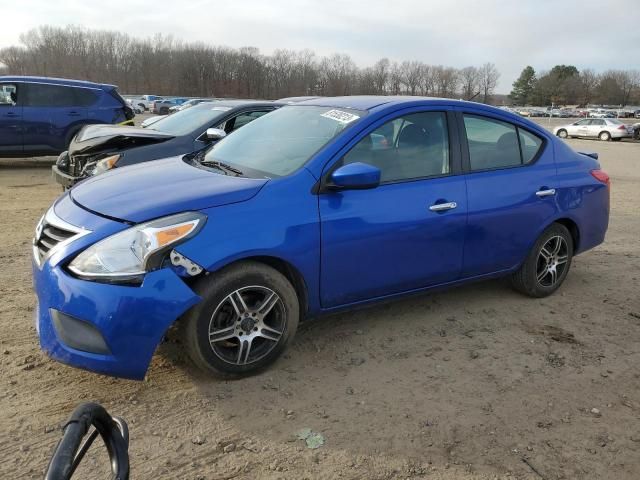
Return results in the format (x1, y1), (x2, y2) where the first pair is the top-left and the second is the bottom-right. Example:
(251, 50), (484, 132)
(429, 201), (457, 212)
(536, 188), (556, 197)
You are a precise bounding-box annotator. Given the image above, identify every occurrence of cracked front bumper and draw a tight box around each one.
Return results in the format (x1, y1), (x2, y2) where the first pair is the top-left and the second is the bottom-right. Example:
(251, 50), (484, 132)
(33, 260), (201, 380)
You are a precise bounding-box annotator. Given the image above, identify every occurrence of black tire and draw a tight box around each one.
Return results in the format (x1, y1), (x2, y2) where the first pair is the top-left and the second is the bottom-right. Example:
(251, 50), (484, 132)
(510, 223), (573, 298)
(599, 131), (611, 141)
(557, 129), (568, 139)
(181, 261), (299, 377)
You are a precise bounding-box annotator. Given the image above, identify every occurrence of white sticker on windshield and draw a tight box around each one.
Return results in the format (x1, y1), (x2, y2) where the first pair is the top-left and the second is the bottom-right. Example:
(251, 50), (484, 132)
(210, 106), (232, 111)
(321, 109), (360, 124)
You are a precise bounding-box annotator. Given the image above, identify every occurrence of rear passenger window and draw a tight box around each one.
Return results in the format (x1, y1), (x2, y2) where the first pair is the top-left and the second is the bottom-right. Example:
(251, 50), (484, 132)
(518, 129), (543, 164)
(464, 115), (520, 170)
(74, 88), (99, 106)
(25, 83), (77, 107)
(464, 114), (543, 170)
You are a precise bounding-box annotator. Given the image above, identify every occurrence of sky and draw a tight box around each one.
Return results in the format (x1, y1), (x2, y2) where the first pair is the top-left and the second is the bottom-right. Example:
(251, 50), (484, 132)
(2, 0), (639, 93)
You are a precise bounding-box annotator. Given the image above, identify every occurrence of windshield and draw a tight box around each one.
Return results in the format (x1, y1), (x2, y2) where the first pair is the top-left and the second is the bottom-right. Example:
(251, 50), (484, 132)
(148, 103), (229, 136)
(202, 105), (365, 177)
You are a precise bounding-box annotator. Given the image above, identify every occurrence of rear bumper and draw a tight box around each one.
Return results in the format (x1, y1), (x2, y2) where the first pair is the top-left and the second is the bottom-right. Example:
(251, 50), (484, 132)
(610, 129), (633, 139)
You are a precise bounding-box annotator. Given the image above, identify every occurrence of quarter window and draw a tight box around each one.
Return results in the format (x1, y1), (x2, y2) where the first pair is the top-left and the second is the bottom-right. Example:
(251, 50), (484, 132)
(463, 114), (543, 170)
(343, 111), (450, 183)
(518, 129), (543, 164)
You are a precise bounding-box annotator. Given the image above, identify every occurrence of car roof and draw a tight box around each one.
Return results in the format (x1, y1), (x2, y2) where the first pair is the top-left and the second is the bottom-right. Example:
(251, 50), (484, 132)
(191, 99), (277, 109)
(0, 75), (115, 90)
(296, 95), (511, 115)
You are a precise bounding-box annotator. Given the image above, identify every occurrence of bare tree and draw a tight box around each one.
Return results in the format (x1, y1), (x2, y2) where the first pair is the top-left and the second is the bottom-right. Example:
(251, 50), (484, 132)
(459, 66), (480, 100)
(0, 25), (506, 102)
(479, 62), (500, 104)
(579, 69), (599, 105)
(371, 58), (390, 94)
(400, 60), (423, 95)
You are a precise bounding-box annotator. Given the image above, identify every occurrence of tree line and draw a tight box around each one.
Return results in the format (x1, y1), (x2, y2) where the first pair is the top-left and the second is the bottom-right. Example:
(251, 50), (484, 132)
(510, 65), (640, 107)
(0, 25), (501, 102)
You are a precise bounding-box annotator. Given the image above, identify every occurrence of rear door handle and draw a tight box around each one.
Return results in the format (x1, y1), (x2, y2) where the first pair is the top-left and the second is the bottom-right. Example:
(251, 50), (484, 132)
(429, 201), (457, 212)
(5, 112), (19, 117)
(536, 188), (556, 197)
(68, 111), (81, 116)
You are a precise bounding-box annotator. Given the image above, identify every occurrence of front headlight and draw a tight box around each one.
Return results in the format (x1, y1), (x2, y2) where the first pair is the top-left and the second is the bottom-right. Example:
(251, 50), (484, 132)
(92, 154), (121, 175)
(68, 212), (206, 282)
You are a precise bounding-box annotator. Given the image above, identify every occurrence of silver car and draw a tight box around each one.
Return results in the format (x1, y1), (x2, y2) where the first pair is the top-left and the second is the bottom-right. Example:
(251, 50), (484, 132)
(553, 118), (634, 141)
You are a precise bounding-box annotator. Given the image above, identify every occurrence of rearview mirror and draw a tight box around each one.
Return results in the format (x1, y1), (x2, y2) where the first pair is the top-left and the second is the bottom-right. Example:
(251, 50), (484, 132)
(206, 128), (227, 141)
(329, 162), (381, 190)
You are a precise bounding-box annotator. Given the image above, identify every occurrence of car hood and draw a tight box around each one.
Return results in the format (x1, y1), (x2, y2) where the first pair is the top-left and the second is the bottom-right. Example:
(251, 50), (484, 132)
(70, 124), (174, 156)
(70, 156), (268, 223)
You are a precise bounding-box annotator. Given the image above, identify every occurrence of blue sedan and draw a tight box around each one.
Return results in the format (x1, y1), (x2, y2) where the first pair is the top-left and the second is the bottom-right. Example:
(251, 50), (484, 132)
(32, 96), (610, 379)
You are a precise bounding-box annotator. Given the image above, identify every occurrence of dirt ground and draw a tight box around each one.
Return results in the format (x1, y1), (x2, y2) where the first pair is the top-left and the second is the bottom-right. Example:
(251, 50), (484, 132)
(1, 125), (639, 479)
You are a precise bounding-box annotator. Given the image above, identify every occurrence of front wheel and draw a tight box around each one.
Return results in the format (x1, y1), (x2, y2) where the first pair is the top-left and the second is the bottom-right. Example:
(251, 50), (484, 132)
(510, 223), (573, 298)
(556, 129), (568, 139)
(181, 261), (300, 377)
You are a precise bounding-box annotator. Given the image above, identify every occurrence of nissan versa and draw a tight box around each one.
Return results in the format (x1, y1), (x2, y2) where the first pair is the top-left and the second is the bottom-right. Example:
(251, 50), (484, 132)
(32, 96), (610, 380)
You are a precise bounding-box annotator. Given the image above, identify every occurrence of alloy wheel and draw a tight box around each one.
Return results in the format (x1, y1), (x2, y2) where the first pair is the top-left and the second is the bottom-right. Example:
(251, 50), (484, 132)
(208, 286), (286, 365)
(536, 236), (569, 287)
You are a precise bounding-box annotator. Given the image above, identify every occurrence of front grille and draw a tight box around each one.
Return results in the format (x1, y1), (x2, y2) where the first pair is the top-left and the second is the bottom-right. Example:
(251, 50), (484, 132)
(33, 209), (88, 266)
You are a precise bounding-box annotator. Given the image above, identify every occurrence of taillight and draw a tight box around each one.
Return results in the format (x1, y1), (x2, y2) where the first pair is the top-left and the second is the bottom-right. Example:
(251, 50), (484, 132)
(591, 169), (610, 187)
(617, 125), (626, 130)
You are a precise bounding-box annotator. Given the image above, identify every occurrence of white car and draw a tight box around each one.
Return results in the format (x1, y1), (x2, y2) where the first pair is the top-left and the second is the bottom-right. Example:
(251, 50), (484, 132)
(554, 118), (634, 141)
(128, 95), (164, 112)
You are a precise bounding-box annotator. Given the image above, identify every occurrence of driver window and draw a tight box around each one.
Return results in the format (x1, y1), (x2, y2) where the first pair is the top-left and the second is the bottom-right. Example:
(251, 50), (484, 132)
(342, 111), (450, 183)
(219, 110), (270, 134)
(0, 83), (18, 106)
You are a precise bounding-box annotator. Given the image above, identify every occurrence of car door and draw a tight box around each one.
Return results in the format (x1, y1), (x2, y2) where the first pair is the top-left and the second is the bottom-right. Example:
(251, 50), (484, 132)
(571, 119), (590, 137)
(587, 119), (605, 137)
(319, 109), (467, 308)
(22, 82), (87, 153)
(0, 82), (23, 153)
(457, 111), (558, 277)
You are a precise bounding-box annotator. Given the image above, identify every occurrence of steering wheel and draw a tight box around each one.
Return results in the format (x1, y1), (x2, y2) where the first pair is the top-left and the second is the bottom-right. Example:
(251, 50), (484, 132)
(44, 403), (129, 480)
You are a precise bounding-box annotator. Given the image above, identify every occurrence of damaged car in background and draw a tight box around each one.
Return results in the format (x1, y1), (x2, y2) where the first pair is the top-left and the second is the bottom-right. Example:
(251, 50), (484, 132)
(52, 100), (280, 189)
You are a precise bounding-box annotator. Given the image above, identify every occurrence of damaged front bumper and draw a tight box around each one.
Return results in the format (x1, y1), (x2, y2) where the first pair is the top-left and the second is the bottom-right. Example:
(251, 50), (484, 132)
(34, 261), (201, 380)
(52, 151), (85, 189)
(32, 194), (202, 379)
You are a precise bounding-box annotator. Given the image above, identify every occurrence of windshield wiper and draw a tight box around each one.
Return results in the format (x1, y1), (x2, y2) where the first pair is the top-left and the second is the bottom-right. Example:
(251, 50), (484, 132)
(200, 159), (244, 177)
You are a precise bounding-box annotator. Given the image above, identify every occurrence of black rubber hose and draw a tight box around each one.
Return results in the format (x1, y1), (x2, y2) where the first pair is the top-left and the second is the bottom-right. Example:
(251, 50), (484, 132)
(44, 402), (129, 480)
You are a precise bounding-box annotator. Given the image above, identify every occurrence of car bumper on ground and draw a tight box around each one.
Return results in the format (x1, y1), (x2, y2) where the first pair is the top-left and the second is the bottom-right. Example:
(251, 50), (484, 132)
(33, 260), (201, 379)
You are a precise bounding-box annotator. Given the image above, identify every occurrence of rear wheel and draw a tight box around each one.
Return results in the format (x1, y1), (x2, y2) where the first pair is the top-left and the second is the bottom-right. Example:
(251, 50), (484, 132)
(182, 261), (300, 377)
(599, 131), (611, 141)
(511, 223), (573, 298)
(556, 129), (568, 139)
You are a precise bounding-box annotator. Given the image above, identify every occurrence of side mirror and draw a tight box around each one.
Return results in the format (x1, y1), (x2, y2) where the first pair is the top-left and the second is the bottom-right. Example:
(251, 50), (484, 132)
(329, 162), (381, 190)
(206, 128), (227, 141)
